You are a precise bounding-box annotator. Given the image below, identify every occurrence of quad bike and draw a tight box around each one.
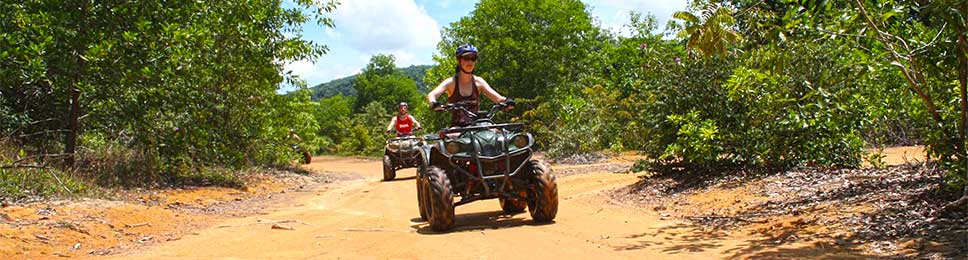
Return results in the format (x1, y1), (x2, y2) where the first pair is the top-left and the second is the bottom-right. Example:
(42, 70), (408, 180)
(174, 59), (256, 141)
(415, 101), (558, 231)
(383, 129), (425, 181)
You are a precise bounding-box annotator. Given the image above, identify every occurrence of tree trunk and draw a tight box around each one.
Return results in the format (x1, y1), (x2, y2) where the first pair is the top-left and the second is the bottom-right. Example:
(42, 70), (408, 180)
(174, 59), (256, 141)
(64, 88), (80, 166)
(64, 1), (89, 167)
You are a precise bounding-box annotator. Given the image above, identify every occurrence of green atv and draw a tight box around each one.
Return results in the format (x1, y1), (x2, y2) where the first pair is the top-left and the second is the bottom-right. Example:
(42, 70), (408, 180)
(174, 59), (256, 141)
(415, 101), (558, 232)
(383, 130), (424, 181)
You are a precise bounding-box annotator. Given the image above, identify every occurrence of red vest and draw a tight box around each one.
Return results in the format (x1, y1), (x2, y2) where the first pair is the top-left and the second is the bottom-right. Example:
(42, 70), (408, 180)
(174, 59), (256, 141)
(395, 115), (414, 134)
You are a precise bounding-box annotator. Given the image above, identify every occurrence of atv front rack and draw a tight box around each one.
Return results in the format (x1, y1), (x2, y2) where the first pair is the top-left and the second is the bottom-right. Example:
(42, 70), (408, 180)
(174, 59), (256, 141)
(440, 122), (531, 205)
(441, 123), (524, 134)
(387, 136), (423, 142)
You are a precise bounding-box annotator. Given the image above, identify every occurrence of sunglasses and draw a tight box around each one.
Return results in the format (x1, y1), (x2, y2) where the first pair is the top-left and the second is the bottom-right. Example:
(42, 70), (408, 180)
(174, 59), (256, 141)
(461, 55), (478, 62)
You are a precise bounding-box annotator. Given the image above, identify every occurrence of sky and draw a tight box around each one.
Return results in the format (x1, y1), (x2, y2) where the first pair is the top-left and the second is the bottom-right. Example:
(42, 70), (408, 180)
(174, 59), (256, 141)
(281, 0), (688, 92)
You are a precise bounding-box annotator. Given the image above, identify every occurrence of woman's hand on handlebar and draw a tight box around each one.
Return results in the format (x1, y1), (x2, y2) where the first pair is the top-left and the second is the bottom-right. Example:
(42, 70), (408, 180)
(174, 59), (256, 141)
(431, 101), (444, 111)
(502, 98), (516, 111)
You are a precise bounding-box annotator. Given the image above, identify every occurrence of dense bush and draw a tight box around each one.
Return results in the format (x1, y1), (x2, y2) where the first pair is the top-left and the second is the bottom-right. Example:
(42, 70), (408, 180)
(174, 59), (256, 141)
(0, 0), (337, 197)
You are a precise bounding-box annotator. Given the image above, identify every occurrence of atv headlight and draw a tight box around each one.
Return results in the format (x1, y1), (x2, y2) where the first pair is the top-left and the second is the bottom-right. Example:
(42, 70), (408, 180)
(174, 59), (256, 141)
(445, 141), (461, 154)
(513, 134), (530, 149)
(388, 142), (400, 150)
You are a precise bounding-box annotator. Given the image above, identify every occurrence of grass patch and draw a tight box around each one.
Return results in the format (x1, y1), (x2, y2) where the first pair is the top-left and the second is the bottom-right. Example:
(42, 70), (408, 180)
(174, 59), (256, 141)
(74, 144), (168, 188)
(0, 142), (261, 201)
(172, 167), (244, 188)
(0, 167), (88, 200)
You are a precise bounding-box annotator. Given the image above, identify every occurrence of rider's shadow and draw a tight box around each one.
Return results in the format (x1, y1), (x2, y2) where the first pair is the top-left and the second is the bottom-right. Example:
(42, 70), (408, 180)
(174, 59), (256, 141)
(410, 210), (555, 235)
(384, 176), (417, 182)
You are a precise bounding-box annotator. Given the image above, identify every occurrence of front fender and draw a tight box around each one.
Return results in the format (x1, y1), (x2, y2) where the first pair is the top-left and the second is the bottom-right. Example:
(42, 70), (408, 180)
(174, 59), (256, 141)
(417, 145), (433, 178)
(422, 143), (451, 169)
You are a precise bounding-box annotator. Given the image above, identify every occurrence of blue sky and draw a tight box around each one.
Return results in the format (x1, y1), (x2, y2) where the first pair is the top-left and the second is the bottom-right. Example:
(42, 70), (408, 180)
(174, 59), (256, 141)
(281, 0), (688, 91)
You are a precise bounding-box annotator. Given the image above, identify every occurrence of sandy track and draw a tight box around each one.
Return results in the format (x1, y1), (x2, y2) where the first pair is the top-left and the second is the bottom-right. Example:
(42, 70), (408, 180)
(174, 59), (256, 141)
(99, 156), (763, 260)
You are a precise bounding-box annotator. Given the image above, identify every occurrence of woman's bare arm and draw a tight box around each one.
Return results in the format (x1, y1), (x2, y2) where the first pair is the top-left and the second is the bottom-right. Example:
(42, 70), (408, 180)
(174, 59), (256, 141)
(476, 76), (507, 103)
(427, 78), (453, 104)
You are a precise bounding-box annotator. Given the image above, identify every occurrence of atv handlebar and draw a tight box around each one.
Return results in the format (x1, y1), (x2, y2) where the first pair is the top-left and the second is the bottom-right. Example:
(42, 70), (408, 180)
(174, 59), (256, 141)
(436, 101), (512, 121)
(386, 127), (423, 136)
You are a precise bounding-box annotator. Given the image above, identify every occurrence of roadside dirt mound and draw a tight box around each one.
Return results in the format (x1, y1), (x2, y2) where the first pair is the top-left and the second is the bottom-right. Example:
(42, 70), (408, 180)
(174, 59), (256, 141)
(0, 167), (340, 259)
(612, 155), (967, 259)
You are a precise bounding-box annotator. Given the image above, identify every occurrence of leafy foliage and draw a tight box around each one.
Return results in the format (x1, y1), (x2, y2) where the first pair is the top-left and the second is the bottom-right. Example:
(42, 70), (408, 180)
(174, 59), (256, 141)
(0, 0), (337, 195)
(352, 54), (423, 113)
(672, 3), (742, 57)
(782, 0), (968, 189)
(307, 54), (434, 157)
(428, 0), (605, 102)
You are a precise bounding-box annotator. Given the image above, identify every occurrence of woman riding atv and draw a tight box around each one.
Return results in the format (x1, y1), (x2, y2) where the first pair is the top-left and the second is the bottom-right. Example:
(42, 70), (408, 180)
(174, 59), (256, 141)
(386, 102), (422, 137)
(427, 44), (515, 128)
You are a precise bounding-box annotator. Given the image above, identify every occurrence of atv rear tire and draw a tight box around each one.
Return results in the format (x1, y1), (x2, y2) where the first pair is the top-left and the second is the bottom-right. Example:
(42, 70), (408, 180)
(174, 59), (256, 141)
(417, 164), (429, 220)
(426, 166), (454, 231)
(499, 191), (527, 214)
(382, 155), (395, 181)
(527, 160), (558, 222)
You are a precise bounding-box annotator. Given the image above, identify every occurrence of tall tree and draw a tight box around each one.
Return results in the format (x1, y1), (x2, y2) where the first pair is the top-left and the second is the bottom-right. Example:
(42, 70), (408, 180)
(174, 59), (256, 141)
(1, 0), (337, 169)
(427, 0), (605, 103)
(353, 54), (422, 113)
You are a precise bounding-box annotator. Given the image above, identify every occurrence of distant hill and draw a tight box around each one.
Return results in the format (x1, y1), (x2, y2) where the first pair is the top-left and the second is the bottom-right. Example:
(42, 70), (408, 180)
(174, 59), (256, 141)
(310, 64), (432, 100)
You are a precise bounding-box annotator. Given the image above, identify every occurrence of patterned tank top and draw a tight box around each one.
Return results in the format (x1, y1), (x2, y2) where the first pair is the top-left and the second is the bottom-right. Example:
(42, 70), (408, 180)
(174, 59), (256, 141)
(447, 75), (479, 127)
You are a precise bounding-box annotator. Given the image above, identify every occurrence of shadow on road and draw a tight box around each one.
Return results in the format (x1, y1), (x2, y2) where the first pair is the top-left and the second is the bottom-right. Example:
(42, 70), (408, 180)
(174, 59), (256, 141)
(611, 222), (883, 258)
(411, 210), (554, 235)
(384, 175), (417, 182)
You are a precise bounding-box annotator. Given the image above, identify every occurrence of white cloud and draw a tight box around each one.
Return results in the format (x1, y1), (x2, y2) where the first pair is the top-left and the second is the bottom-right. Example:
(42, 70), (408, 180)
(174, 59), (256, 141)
(587, 0), (688, 36)
(277, 0), (443, 90)
(331, 0), (441, 53)
(285, 59), (316, 77)
(437, 0), (456, 9)
(323, 27), (341, 39)
(329, 64), (362, 79)
(389, 50), (419, 66)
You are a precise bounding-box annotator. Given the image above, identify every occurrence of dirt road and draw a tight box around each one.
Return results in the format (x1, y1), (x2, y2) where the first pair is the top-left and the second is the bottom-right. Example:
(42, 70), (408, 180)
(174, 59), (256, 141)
(105, 156), (853, 259)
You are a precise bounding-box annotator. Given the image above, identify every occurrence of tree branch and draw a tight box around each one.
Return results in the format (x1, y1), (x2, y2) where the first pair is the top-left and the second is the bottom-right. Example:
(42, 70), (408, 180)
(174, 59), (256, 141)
(906, 23), (947, 57)
(0, 164), (51, 170)
(8, 153), (74, 165)
(18, 129), (71, 138)
(852, 0), (948, 135)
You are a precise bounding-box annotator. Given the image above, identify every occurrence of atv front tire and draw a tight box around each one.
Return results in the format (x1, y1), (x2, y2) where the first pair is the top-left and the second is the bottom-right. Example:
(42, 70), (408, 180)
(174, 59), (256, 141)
(426, 166), (454, 231)
(417, 164), (429, 220)
(382, 155), (396, 181)
(527, 160), (558, 222)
